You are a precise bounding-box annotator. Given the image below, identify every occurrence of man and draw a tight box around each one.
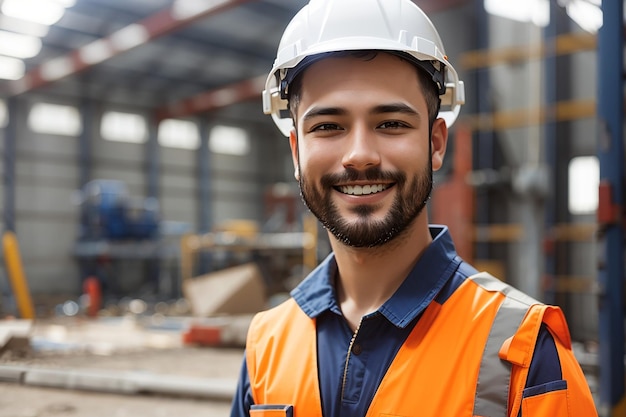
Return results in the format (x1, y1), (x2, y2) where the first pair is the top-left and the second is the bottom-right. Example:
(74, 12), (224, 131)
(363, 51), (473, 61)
(230, 0), (598, 416)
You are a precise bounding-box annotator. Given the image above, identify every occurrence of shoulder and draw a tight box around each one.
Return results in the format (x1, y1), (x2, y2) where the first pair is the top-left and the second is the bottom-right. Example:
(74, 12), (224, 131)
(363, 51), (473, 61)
(467, 272), (540, 307)
(248, 298), (310, 345)
(250, 298), (301, 327)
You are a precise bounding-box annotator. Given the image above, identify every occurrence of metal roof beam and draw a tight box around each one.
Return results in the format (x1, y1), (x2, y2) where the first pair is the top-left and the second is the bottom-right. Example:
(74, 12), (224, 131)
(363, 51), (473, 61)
(2, 0), (254, 97)
(155, 74), (265, 120)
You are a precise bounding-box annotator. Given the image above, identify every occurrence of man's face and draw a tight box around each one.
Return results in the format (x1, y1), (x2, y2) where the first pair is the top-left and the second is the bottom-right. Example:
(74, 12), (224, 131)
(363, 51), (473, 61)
(289, 53), (446, 248)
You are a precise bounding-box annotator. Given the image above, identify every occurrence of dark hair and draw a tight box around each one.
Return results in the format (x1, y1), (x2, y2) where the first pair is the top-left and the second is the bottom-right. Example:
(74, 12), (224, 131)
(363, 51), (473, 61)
(286, 50), (441, 131)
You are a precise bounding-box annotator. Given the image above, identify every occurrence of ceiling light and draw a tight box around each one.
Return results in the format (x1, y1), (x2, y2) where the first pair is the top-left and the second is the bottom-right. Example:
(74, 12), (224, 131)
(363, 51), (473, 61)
(561, 0), (603, 33)
(110, 24), (149, 51)
(172, 0), (229, 20)
(1, 0), (66, 26)
(0, 56), (25, 80)
(484, 0), (550, 27)
(40, 56), (74, 81)
(0, 30), (42, 58)
(0, 15), (49, 37)
(54, 0), (76, 7)
(79, 39), (112, 65)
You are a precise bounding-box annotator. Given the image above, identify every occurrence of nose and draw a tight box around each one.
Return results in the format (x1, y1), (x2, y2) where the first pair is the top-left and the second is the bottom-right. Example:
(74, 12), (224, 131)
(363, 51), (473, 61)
(341, 126), (381, 171)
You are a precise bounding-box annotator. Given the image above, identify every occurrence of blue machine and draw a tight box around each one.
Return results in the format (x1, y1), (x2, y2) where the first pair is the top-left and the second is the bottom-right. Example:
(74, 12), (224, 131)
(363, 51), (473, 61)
(79, 179), (160, 240)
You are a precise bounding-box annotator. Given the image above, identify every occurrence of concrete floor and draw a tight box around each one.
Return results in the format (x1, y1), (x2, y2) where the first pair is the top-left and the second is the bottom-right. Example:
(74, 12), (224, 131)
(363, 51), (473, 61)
(0, 380), (234, 417)
(0, 317), (244, 417)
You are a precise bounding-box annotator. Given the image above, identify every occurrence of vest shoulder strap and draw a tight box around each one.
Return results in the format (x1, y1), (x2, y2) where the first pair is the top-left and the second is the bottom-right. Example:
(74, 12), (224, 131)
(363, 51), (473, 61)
(469, 272), (539, 417)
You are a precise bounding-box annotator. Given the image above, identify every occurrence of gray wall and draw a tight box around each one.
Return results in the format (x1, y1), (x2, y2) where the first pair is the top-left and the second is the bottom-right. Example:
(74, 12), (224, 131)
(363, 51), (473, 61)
(0, 95), (289, 297)
(4, 96), (82, 294)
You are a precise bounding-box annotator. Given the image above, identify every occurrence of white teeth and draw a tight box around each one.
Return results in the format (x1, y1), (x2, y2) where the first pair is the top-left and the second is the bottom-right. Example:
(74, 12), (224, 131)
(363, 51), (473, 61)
(339, 184), (388, 196)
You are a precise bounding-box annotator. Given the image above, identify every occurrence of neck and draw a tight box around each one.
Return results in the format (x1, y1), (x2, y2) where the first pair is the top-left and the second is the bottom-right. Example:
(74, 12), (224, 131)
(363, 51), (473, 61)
(330, 216), (433, 331)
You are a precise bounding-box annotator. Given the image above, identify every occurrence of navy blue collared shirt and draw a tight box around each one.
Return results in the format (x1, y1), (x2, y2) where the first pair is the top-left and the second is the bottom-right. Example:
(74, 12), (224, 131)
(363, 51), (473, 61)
(230, 226), (560, 417)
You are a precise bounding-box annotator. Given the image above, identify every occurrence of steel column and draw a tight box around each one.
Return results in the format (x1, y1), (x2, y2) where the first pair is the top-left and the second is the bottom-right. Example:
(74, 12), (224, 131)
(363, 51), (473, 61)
(474, 0), (493, 262)
(198, 120), (212, 234)
(2, 98), (17, 233)
(78, 98), (94, 188)
(542, 0), (558, 305)
(196, 119), (213, 277)
(146, 114), (160, 201)
(597, 0), (625, 414)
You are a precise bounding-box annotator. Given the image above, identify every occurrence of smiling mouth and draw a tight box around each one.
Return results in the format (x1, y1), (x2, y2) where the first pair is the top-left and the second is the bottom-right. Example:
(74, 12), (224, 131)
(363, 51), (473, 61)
(337, 184), (391, 196)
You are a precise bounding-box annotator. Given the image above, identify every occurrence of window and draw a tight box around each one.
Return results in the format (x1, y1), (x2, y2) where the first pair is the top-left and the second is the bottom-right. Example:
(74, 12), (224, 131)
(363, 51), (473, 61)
(0, 100), (6, 128)
(568, 156), (599, 215)
(100, 111), (147, 144)
(209, 125), (249, 156)
(28, 102), (81, 136)
(158, 118), (200, 150)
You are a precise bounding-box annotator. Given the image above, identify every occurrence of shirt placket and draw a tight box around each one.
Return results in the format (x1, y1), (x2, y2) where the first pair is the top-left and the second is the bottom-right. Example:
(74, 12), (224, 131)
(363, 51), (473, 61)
(340, 318), (369, 412)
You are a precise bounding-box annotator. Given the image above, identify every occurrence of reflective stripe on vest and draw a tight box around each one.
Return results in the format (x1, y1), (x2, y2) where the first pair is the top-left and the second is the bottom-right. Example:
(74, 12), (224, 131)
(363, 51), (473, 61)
(470, 273), (539, 417)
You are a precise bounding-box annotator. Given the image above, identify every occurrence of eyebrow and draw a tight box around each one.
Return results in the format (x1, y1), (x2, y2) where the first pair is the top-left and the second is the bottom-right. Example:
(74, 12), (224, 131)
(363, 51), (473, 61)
(301, 106), (347, 123)
(372, 103), (419, 116)
(301, 102), (420, 123)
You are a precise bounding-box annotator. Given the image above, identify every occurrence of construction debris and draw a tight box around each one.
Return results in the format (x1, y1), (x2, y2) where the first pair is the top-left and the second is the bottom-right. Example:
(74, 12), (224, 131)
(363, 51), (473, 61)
(182, 262), (266, 317)
(0, 319), (33, 358)
(183, 315), (252, 347)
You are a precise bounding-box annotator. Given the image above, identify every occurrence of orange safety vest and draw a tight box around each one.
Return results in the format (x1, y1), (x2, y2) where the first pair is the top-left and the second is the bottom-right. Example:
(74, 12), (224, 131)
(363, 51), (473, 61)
(246, 273), (597, 417)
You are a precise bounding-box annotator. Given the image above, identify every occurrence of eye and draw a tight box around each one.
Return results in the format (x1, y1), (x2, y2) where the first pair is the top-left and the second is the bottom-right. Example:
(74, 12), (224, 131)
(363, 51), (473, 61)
(378, 120), (410, 129)
(310, 123), (342, 132)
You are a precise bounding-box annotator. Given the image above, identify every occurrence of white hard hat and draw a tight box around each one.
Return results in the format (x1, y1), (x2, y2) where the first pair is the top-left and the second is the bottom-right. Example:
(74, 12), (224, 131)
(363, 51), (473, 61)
(262, 0), (465, 137)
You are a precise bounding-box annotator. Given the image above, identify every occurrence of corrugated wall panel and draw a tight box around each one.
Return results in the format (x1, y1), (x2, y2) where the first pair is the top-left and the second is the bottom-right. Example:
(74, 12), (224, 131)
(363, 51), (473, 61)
(159, 147), (198, 228)
(10, 98), (82, 294)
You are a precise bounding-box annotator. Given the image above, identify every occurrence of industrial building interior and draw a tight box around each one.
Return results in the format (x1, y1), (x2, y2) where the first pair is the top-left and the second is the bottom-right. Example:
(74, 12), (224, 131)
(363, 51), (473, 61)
(0, 0), (621, 415)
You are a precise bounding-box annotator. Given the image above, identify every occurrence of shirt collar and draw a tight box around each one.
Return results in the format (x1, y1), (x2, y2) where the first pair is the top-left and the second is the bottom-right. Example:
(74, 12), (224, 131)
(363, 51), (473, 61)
(291, 225), (461, 327)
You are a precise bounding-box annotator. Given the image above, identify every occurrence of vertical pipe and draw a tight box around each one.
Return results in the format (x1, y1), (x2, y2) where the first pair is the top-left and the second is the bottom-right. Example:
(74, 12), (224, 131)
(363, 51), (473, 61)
(2, 98), (17, 233)
(597, 0), (624, 414)
(474, 1), (493, 262)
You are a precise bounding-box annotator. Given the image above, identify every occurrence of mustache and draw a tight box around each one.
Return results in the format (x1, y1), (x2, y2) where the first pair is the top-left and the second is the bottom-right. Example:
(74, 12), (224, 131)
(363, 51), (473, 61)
(320, 167), (405, 188)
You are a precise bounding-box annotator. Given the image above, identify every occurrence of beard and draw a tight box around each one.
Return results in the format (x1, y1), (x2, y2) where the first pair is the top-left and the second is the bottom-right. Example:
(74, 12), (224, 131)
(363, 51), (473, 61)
(299, 161), (433, 248)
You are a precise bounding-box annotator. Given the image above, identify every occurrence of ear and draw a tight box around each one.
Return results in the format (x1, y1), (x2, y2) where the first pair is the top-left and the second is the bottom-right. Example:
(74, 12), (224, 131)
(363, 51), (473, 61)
(289, 129), (300, 180)
(430, 118), (448, 172)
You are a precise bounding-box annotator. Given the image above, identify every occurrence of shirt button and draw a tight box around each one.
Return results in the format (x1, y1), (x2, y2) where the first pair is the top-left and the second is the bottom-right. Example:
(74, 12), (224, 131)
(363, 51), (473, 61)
(352, 344), (362, 355)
